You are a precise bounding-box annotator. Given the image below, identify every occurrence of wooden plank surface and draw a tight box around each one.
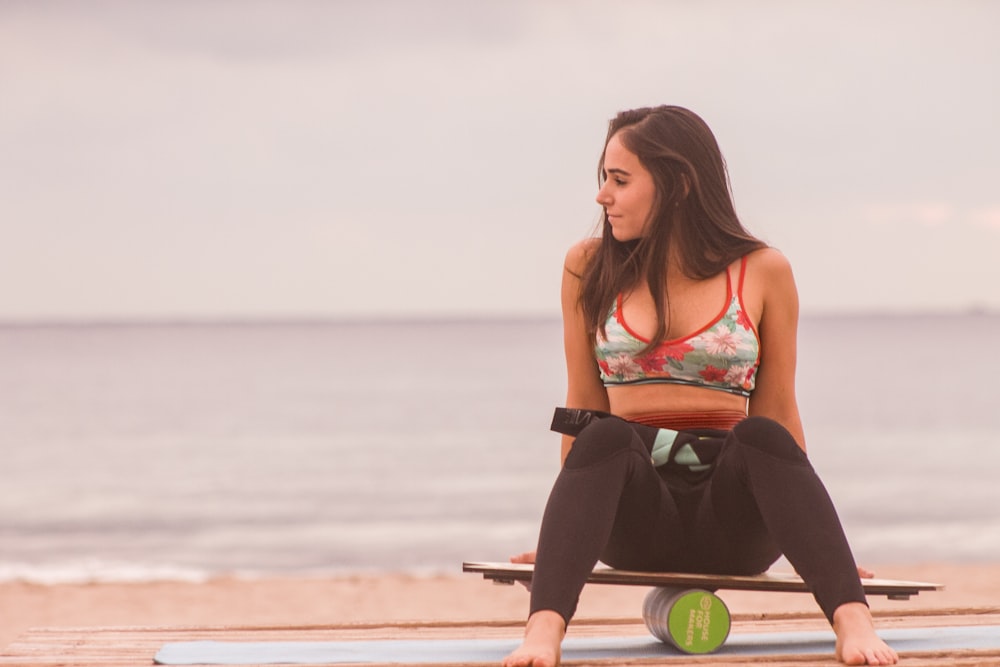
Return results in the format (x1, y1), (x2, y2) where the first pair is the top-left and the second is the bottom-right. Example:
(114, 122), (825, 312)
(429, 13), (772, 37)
(2, 609), (998, 667)
(462, 562), (943, 598)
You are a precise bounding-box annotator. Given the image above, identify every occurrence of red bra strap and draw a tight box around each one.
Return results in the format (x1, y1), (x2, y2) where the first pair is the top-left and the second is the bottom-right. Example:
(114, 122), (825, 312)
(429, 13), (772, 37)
(737, 255), (749, 297)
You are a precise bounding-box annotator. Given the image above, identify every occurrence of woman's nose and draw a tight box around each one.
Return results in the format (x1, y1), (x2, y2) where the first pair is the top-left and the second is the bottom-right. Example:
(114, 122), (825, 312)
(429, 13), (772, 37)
(596, 183), (611, 206)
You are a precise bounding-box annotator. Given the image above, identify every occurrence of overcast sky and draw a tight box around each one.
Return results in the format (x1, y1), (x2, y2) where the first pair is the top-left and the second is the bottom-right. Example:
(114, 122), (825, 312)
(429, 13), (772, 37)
(2, 0), (998, 321)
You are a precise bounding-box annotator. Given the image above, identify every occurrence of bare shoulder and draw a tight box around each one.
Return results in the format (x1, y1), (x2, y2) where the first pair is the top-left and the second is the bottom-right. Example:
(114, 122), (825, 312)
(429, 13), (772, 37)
(565, 237), (600, 276)
(745, 246), (794, 281)
(741, 247), (797, 320)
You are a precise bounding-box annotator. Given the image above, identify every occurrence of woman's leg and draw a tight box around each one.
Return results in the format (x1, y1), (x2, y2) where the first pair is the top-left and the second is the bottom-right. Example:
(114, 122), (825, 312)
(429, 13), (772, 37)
(700, 416), (897, 665)
(700, 416), (865, 621)
(504, 417), (681, 667)
(529, 416), (683, 622)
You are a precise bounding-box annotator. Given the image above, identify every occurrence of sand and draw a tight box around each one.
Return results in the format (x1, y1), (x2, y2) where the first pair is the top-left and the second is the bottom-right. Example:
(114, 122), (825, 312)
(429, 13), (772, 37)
(2, 562), (998, 653)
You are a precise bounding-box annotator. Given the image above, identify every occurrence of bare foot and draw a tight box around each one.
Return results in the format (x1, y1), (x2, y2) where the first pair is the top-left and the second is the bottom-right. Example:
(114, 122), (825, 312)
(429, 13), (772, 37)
(833, 602), (898, 665)
(503, 610), (565, 667)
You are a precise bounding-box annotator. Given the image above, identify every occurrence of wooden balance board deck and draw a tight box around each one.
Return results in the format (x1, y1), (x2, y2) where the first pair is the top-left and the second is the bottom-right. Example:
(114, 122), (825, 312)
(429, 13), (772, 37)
(463, 561), (941, 599)
(463, 561), (943, 655)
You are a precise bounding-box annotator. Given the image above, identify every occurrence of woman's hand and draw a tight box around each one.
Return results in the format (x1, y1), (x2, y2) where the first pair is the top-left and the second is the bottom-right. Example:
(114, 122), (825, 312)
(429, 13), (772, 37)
(858, 565), (875, 579)
(510, 551), (536, 592)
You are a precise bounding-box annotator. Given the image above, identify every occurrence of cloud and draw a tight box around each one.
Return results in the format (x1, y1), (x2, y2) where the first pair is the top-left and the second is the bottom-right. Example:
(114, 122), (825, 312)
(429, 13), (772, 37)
(859, 202), (1000, 233)
(861, 202), (956, 228)
(970, 207), (1000, 231)
(0, 1), (529, 62)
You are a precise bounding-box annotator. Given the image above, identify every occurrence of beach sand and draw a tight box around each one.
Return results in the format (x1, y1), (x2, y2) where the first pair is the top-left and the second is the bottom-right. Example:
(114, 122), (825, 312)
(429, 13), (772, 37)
(2, 562), (998, 653)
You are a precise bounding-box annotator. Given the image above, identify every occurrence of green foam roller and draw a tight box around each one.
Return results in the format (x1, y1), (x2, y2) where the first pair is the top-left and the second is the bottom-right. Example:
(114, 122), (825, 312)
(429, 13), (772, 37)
(641, 586), (731, 654)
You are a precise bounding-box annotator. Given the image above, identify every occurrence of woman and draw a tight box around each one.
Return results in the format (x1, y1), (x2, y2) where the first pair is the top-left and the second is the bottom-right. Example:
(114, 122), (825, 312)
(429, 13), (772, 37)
(504, 106), (897, 667)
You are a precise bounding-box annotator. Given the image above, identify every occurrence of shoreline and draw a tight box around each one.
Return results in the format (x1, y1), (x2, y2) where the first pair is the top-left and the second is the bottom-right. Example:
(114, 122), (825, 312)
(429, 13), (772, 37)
(3, 562), (999, 652)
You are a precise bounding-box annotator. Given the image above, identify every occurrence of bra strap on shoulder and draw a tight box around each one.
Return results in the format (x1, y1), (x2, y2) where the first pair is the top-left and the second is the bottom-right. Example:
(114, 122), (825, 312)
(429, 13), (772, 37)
(736, 255), (749, 296)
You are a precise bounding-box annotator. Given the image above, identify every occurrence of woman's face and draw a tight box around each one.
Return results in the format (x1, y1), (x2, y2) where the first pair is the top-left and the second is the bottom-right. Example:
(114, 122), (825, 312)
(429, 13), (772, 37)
(596, 132), (656, 242)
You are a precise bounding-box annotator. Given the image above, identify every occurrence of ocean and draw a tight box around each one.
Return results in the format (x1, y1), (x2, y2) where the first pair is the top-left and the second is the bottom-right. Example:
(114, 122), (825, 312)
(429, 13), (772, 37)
(1, 315), (998, 584)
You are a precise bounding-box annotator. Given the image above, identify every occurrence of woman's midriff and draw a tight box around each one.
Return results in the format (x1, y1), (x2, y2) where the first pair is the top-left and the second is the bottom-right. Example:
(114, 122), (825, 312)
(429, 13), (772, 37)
(610, 384), (748, 431)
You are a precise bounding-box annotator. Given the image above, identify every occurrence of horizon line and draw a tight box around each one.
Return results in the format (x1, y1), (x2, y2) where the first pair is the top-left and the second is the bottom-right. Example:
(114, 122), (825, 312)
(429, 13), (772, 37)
(1, 306), (998, 328)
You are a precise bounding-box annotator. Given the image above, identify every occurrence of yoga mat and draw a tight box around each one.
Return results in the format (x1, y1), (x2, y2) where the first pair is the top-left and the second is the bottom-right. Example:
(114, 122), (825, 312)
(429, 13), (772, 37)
(155, 625), (1000, 664)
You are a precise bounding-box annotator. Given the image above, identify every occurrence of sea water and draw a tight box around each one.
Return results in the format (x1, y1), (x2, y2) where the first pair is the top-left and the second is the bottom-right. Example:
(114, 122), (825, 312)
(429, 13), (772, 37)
(0, 315), (997, 583)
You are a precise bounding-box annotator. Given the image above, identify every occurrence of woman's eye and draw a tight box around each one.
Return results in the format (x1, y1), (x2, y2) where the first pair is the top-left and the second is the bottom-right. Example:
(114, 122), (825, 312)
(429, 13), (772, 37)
(614, 178), (626, 186)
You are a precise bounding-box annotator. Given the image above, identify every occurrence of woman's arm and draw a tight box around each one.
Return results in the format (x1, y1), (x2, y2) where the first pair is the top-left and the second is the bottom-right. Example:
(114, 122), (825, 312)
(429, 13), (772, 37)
(747, 248), (807, 451)
(560, 240), (611, 464)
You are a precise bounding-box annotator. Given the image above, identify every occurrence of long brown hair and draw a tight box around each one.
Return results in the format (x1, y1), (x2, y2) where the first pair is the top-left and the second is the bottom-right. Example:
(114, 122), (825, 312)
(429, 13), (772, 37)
(580, 106), (766, 351)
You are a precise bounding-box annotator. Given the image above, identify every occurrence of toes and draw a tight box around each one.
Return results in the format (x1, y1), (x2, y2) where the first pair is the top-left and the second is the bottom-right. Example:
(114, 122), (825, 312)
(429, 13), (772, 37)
(861, 648), (897, 666)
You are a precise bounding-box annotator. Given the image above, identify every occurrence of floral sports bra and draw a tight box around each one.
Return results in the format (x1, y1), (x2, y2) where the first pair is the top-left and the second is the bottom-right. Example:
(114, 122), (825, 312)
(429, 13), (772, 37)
(594, 257), (760, 398)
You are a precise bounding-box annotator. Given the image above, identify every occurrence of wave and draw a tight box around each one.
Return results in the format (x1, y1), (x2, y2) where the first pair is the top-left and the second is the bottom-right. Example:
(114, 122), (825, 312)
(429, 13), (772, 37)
(0, 558), (478, 584)
(0, 559), (215, 585)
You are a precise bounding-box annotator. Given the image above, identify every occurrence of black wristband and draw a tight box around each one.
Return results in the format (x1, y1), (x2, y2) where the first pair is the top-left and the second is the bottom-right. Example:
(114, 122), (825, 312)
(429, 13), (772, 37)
(549, 407), (616, 437)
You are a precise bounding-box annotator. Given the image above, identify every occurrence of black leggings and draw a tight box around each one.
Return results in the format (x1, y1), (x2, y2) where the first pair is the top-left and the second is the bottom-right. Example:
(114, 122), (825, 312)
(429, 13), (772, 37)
(529, 414), (866, 626)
